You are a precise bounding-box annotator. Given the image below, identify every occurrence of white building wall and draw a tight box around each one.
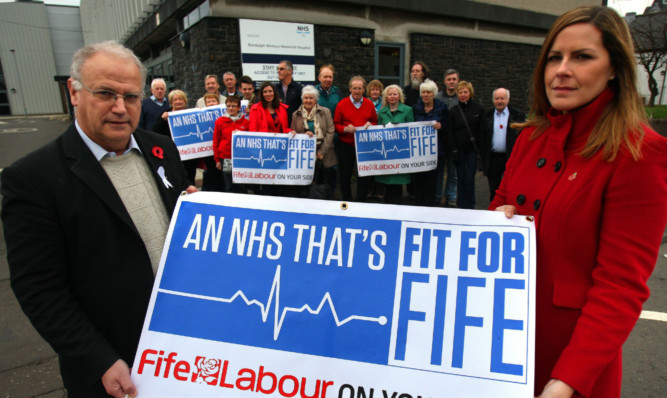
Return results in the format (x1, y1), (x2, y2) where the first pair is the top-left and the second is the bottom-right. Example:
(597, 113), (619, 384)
(636, 59), (667, 106)
(0, 2), (63, 115)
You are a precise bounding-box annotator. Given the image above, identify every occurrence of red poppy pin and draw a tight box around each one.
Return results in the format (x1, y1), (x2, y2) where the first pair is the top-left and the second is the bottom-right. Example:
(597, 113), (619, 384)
(152, 145), (164, 159)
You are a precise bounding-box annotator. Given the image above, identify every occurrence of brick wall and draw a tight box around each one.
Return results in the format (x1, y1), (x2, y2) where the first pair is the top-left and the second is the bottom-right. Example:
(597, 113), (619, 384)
(314, 25), (376, 96)
(171, 17), (241, 102)
(410, 33), (542, 112)
(170, 18), (541, 110)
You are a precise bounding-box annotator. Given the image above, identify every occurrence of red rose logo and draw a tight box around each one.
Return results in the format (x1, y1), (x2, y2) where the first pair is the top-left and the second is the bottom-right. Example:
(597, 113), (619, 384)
(152, 145), (164, 159)
(191, 357), (221, 385)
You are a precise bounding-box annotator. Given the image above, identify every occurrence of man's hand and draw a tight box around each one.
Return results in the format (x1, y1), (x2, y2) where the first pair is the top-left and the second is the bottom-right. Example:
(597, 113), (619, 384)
(101, 359), (137, 398)
(185, 185), (198, 194)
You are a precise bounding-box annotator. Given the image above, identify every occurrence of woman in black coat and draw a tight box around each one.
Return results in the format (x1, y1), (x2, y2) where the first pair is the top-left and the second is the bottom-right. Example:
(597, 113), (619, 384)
(446, 81), (484, 209)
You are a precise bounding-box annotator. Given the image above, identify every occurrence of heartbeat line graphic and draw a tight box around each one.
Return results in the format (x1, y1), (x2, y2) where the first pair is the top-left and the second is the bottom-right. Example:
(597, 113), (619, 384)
(358, 141), (410, 159)
(236, 148), (288, 167)
(174, 125), (213, 141)
(158, 265), (388, 340)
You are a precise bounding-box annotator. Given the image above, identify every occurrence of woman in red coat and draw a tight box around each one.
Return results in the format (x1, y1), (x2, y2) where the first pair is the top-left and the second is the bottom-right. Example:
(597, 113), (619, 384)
(213, 95), (249, 193)
(249, 81), (291, 134)
(491, 6), (667, 397)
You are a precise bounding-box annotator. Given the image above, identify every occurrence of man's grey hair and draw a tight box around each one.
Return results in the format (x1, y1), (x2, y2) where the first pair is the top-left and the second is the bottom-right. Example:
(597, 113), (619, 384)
(492, 87), (510, 100)
(70, 40), (146, 90)
(279, 60), (293, 71)
(151, 78), (166, 89)
(223, 71), (236, 79)
(301, 85), (320, 101)
(444, 69), (459, 79)
(205, 74), (219, 82)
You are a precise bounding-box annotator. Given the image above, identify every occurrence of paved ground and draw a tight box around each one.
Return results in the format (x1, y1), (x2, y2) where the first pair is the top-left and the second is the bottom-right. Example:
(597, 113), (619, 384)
(0, 116), (664, 397)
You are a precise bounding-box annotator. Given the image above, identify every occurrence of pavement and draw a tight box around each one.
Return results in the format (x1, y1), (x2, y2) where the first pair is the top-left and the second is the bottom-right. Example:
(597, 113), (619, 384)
(0, 115), (665, 397)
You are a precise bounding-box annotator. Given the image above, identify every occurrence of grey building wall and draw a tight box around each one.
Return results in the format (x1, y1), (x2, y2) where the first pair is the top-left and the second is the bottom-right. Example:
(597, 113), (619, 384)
(0, 2), (63, 115)
(46, 5), (85, 77)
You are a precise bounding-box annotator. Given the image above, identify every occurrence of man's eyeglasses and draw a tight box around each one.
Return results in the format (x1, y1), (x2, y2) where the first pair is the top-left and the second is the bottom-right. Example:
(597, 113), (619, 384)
(78, 81), (145, 105)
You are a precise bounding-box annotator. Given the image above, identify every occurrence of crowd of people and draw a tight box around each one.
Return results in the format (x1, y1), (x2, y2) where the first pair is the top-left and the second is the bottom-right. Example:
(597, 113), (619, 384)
(147, 60), (526, 208)
(2, 5), (665, 398)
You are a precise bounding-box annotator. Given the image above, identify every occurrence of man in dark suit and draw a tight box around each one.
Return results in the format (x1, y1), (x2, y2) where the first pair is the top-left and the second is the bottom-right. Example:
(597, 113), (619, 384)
(1, 41), (195, 398)
(274, 60), (302, 125)
(480, 87), (525, 201)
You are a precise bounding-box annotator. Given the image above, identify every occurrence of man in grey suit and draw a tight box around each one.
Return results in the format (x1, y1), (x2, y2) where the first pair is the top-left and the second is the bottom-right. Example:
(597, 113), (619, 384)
(1, 41), (195, 398)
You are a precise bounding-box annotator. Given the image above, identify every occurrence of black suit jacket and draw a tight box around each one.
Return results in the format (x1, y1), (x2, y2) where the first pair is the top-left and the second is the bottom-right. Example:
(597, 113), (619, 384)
(480, 106), (525, 174)
(1, 124), (189, 396)
(275, 80), (303, 125)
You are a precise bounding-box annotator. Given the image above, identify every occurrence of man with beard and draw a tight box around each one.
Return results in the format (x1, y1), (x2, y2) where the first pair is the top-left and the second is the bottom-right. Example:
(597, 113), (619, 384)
(403, 61), (430, 106)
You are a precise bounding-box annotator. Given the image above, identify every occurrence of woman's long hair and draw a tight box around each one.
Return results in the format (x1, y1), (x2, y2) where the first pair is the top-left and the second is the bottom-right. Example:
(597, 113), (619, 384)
(259, 81), (281, 110)
(515, 6), (645, 161)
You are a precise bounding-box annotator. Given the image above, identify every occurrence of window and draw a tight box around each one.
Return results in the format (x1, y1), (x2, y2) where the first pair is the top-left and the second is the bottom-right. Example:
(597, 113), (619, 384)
(375, 42), (405, 87)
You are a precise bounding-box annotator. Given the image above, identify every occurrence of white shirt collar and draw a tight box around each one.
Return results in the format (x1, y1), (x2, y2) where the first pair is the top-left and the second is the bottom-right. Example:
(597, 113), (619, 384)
(75, 120), (142, 161)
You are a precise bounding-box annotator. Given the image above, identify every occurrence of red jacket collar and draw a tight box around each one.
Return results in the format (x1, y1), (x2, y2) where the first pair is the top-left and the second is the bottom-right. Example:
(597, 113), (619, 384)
(545, 87), (615, 152)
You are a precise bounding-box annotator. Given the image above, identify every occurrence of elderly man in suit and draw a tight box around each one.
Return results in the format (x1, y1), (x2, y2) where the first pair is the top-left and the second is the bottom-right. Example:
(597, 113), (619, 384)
(1, 41), (195, 398)
(480, 87), (525, 201)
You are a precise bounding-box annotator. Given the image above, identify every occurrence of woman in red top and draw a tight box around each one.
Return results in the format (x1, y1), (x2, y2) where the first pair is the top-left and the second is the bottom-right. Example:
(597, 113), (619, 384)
(213, 95), (249, 193)
(333, 75), (378, 202)
(249, 81), (291, 133)
(492, 6), (667, 397)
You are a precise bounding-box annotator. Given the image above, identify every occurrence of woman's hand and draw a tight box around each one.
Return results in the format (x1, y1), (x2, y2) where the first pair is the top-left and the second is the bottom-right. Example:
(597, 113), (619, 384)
(495, 205), (517, 218)
(306, 131), (314, 137)
(537, 379), (575, 398)
(433, 121), (442, 130)
(363, 121), (372, 130)
(344, 124), (356, 134)
(161, 111), (169, 120)
(290, 131), (297, 138)
(216, 161), (222, 171)
(317, 152), (323, 160)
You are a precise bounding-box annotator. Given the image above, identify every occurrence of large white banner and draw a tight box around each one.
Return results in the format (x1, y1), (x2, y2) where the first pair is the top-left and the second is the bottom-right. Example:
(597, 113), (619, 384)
(239, 19), (315, 82)
(132, 193), (536, 397)
(355, 121), (438, 177)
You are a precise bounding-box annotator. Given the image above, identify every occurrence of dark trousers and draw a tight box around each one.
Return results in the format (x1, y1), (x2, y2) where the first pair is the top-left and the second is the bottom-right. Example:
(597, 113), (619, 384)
(487, 152), (507, 201)
(383, 184), (404, 204)
(339, 143), (370, 202)
(456, 149), (477, 209)
(183, 156), (224, 191)
(413, 168), (438, 207)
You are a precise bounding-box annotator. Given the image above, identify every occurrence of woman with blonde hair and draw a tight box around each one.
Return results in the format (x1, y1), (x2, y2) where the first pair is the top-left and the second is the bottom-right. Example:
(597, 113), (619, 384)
(492, 6), (667, 397)
(152, 89), (187, 137)
(375, 84), (413, 204)
(446, 80), (484, 209)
